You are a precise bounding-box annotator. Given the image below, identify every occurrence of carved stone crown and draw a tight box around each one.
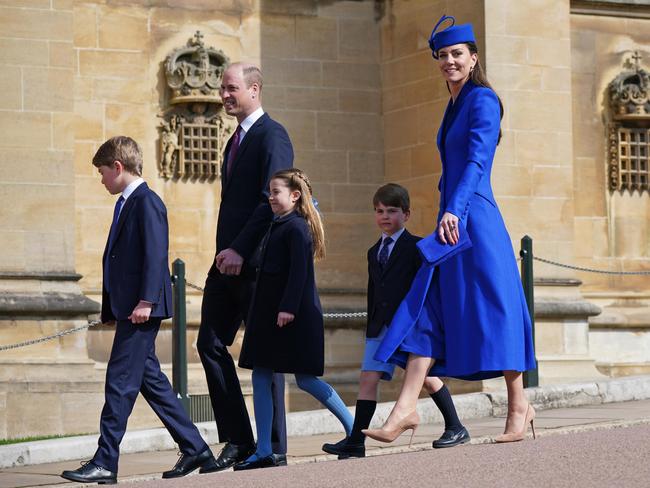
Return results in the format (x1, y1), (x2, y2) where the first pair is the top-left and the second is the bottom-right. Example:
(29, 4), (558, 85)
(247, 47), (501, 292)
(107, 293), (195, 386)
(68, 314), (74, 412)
(164, 31), (229, 105)
(608, 51), (650, 120)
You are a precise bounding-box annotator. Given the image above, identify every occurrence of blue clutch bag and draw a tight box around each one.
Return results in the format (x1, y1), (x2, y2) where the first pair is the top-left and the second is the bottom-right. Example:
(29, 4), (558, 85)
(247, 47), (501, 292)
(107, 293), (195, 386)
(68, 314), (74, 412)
(416, 221), (472, 266)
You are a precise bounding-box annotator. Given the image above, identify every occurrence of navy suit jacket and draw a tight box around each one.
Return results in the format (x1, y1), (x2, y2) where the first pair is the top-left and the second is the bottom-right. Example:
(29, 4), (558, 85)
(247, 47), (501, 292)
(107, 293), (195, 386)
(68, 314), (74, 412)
(217, 112), (294, 261)
(101, 182), (172, 323)
(366, 229), (422, 338)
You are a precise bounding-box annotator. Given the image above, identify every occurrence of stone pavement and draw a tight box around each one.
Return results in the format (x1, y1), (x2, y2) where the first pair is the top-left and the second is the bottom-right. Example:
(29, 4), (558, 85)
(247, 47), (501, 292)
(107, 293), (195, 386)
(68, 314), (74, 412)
(132, 424), (650, 488)
(1, 398), (649, 488)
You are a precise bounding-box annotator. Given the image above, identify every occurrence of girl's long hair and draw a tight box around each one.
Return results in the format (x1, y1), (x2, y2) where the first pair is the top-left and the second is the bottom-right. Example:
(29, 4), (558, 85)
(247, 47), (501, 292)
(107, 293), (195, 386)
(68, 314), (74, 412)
(271, 168), (325, 261)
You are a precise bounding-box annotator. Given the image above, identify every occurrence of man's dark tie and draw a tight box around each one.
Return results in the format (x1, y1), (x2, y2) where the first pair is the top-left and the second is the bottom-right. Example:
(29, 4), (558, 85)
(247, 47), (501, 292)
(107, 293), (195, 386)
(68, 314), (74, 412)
(104, 196), (124, 293)
(378, 236), (393, 267)
(226, 126), (242, 180)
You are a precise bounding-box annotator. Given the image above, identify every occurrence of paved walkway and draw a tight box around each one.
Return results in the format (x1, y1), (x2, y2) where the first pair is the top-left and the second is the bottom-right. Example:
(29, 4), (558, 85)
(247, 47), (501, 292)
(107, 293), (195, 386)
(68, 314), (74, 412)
(2, 399), (649, 487)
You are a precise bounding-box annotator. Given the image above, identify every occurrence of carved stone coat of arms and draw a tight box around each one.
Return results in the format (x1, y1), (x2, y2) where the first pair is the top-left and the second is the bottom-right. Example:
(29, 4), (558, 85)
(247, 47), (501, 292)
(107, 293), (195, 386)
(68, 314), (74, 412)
(158, 31), (232, 181)
(606, 51), (650, 193)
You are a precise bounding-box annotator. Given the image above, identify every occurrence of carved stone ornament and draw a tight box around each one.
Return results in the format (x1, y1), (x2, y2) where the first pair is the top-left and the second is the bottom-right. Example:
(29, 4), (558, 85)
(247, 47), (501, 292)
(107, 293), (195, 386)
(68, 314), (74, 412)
(608, 51), (650, 119)
(606, 51), (650, 193)
(158, 31), (233, 181)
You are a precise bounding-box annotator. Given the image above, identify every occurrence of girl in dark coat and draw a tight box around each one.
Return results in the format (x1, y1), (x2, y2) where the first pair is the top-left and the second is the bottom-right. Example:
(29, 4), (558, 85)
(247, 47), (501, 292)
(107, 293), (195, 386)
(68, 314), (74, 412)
(236, 169), (353, 470)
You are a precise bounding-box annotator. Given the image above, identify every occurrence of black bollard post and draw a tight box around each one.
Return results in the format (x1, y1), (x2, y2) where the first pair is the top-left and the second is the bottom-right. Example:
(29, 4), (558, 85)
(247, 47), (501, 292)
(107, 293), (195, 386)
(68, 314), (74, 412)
(520, 236), (539, 388)
(171, 259), (190, 413)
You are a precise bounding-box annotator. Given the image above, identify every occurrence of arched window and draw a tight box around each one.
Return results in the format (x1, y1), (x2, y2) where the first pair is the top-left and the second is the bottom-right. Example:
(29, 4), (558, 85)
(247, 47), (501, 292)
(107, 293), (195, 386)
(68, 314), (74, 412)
(607, 51), (650, 193)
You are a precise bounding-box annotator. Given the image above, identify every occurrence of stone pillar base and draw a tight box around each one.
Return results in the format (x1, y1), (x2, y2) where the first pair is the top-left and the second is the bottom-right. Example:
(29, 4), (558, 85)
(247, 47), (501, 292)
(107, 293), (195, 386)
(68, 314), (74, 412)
(534, 278), (605, 384)
(588, 295), (650, 376)
(0, 273), (102, 439)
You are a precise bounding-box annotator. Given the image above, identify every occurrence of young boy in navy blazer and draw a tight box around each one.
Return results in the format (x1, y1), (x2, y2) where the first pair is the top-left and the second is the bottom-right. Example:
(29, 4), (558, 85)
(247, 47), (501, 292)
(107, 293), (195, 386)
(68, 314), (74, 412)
(61, 136), (215, 484)
(322, 183), (469, 458)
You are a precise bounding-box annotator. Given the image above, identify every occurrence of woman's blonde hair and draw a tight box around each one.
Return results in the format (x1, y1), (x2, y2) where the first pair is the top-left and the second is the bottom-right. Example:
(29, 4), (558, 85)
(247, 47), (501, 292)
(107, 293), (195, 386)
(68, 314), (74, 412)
(271, 168), (325, 260)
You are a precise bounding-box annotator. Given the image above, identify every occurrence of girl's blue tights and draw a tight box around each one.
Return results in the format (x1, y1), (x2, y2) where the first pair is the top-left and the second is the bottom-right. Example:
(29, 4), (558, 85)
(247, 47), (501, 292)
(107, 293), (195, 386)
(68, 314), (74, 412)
(248, 367), (353, 461)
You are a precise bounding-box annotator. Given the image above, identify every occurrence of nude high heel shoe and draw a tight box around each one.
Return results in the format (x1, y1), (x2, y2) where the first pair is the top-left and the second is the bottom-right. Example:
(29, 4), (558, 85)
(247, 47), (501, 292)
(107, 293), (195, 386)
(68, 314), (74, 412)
(495, 404), (536, 443)
(362, 411), (420, 447)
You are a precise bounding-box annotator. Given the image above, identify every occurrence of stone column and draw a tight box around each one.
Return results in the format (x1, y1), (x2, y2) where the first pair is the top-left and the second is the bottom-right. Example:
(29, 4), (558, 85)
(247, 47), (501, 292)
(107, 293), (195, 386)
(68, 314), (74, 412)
(0, 2), (99, 439)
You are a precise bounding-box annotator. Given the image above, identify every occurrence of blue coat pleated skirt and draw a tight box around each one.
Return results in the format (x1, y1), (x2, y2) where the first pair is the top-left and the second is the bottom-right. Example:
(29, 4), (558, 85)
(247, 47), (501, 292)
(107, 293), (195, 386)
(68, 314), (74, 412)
(375, 81), (536, 380)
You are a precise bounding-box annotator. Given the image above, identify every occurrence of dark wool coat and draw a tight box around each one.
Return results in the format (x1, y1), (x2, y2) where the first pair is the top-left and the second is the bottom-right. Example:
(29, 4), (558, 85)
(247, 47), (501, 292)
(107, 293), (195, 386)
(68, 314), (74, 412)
(238, 211), (324, 376)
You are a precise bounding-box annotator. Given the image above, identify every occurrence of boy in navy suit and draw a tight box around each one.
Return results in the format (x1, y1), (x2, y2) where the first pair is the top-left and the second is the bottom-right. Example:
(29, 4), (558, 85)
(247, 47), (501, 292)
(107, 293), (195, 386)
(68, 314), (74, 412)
(322, 183), (469, 458)
(61, 136), (214, 484)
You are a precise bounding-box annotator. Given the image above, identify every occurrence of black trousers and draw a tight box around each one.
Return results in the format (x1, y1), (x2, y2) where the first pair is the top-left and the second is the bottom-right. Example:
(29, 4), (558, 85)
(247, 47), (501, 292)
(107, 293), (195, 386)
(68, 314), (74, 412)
(197, 264), (287, 453)
(95, 318), (207, 473)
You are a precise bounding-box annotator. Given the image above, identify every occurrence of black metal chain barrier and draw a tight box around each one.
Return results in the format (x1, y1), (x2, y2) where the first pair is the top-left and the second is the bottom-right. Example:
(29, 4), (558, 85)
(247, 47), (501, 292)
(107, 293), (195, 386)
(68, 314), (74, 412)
(186, 280), (367, 318)
(0, 319), (103, 352)
(185, 281), (205, 293)
(0, 279), (366, 353)
(533, 256), (650, 275)
(7, 249), (646, 353)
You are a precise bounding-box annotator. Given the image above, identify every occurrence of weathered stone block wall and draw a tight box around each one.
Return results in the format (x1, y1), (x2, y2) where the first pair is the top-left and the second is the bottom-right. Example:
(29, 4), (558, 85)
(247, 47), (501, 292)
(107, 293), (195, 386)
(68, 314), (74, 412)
(72, 1), (260, 296)
(260, 0), (383, 290)
(484, 0), (575, 276)
(570, 13), (650, 293)
(72, 0), (382, 296)
(0, 0), (76, 274)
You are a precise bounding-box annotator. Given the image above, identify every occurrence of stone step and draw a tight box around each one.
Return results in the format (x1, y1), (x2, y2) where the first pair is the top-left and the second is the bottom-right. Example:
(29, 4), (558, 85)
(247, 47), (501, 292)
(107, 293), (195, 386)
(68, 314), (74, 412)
(536, 355), (608, 383)
(0, 360), (101, 383)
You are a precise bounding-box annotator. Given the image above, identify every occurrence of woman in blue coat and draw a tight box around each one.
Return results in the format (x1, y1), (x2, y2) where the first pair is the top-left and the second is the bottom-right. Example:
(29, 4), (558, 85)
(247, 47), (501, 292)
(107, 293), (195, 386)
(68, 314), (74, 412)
(363, 16), (537, 445)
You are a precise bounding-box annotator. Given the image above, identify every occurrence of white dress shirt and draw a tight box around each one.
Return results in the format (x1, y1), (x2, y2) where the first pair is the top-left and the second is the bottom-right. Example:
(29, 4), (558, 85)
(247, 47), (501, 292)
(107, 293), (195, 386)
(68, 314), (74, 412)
(238, 107), (265, 142)
(118, 178), (144, 218)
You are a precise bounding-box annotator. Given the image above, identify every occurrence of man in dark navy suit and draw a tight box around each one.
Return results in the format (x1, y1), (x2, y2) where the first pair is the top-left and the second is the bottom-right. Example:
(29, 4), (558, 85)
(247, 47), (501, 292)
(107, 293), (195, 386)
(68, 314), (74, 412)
(61, 136), (215, 484)
(197, 63), (293, 471)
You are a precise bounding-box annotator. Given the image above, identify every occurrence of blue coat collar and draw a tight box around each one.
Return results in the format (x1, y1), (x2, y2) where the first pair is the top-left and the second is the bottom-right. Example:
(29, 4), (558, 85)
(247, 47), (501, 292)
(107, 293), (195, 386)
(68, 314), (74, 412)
(438, 80), (477, 154)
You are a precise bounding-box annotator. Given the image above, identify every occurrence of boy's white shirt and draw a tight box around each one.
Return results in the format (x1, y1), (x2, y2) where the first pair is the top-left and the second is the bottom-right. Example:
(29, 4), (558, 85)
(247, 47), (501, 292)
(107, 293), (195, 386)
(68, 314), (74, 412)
(117, 178), (144, 218)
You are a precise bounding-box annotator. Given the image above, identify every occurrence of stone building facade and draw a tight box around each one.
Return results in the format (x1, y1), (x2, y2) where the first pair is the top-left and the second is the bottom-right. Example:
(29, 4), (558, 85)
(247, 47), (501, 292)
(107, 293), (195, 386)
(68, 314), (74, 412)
(1, 0), (649, 438)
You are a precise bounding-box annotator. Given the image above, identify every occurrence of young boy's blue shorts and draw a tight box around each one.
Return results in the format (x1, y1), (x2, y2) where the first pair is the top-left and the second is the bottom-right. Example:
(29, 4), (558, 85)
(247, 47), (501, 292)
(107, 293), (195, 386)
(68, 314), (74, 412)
(361, 327), (395, 381)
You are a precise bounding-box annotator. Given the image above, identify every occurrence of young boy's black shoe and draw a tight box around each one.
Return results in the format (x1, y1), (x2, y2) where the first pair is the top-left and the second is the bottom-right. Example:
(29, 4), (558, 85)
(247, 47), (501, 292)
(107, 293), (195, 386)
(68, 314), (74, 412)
(432, 426), (470, 448)
(322, 437), (365, 459)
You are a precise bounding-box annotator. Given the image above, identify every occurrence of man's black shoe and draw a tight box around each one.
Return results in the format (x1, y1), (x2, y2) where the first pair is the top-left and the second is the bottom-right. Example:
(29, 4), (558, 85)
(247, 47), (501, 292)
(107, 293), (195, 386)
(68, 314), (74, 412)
(61, 461), (117, 485)
(233, 454), (284, 471)
(199, 442), (256, 473)
(271, 453), (288, 465)
(162, 448), (216, 478)
(432, 426), (471, 448)
(322, 437), (365, 459)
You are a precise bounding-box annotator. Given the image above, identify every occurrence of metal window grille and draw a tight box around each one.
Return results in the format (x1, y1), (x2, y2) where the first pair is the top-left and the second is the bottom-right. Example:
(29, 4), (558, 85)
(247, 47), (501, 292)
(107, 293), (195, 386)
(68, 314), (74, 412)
(179, 123), (220, 179)
(617, 127), (650, 192)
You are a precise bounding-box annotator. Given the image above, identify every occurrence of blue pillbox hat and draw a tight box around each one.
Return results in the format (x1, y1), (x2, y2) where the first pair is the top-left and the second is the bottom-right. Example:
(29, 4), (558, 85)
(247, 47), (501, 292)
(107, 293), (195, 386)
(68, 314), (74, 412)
(428, 15), (476, 59)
